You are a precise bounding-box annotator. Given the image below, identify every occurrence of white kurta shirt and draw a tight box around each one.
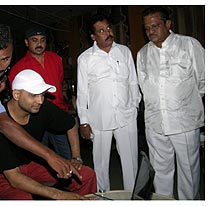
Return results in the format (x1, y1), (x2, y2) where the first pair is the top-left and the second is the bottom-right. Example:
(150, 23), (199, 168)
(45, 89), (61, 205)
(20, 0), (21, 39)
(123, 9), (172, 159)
(137, 31), (205, 135)
(77, 41), (141, 130)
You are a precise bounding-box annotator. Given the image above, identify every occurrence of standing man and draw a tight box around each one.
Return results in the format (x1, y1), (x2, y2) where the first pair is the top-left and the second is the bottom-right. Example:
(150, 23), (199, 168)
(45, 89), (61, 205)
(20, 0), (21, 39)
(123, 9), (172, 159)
(0, 24), (74, 178)
(137, 6), (205, 199)
(8, 25), (71, 159)
(77, 14), (141, 191)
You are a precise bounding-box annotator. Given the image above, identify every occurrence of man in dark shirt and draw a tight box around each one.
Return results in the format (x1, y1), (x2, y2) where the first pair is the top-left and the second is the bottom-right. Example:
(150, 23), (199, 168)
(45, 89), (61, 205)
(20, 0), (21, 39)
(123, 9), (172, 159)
(0, 24), (83, 180)
(0, 69), (96, 199)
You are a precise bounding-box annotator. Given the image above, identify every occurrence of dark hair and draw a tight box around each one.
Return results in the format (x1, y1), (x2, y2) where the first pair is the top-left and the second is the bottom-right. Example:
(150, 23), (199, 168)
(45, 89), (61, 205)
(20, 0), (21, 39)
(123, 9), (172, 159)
(0, 24), (13, 50)
(87, 13), (111, 35)
(142, 6), (171, 23)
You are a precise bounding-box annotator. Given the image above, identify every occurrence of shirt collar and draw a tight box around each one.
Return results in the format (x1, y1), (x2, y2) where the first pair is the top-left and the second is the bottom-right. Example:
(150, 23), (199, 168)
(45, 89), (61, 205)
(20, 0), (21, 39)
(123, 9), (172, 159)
(162, 30), (175, 47)
(27, 50), (46, 57)
(149, 30), (175, 48)
(92, 41), (116, 54)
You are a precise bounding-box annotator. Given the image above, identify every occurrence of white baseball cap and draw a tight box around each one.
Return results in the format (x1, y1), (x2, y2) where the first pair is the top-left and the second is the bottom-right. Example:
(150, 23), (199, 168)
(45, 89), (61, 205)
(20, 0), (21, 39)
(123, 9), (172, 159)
(12, 69), (56, 94)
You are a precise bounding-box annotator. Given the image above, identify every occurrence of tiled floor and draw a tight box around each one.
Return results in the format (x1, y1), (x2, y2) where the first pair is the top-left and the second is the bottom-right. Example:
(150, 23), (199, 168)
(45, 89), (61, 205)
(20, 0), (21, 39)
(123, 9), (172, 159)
(80, 134), (205, 200)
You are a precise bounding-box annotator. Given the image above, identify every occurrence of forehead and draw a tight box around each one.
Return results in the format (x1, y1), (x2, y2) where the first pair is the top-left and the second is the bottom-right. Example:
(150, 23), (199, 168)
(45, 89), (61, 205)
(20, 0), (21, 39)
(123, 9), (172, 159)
(143, 12), (162, 25)
(93, 20), (109, 28)
(28, 35), (46, 40)
(0, 43), (13, 58)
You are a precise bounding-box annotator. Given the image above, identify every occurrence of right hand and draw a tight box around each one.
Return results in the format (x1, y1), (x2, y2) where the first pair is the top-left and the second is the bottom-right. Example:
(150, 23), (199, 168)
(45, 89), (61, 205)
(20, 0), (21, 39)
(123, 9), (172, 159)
(80, 124), (92, 140)
(46, 151), (82, 180)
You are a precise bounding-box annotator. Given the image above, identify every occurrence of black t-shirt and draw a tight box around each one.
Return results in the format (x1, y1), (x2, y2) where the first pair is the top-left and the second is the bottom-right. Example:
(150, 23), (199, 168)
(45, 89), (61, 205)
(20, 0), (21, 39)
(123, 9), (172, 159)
(0, 99), (76, 173)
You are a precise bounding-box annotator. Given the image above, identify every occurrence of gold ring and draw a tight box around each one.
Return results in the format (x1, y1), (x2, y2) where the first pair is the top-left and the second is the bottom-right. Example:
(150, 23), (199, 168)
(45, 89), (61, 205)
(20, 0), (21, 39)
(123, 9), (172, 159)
(69, 170), (73, 174)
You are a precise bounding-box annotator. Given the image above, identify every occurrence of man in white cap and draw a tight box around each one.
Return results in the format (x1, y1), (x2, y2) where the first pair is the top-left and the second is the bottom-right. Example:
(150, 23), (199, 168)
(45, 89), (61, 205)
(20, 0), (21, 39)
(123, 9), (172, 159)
(0, 69), (96, 200)
(0, 24), (77, 179)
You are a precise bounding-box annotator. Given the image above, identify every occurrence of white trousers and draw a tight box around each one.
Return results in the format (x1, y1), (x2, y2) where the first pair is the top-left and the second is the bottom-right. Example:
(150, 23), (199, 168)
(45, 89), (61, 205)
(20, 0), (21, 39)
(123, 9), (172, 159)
(92, 121), (138, 191)
(146, 128), (200, 200)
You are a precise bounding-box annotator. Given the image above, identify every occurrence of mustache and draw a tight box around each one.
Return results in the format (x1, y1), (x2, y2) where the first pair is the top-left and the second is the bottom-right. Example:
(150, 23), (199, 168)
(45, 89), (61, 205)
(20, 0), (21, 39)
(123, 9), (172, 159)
(105, 35), (114, 41)
(149, 34), (156, 38)
(35, 46), (43, 50)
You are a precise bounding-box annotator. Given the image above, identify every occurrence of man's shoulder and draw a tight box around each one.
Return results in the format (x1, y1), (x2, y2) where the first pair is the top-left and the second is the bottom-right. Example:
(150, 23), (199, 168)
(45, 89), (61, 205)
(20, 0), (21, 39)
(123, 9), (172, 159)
(114, 43), (131, 51)
(138, 43), (149, 55)
(45, 51), (61, 59)
(174, 33), (201, 45)
(78, 46), (93, 59)
(45, 50), (60, 56)
(43, 99), (63, 112)
(13, 53), (29, 66)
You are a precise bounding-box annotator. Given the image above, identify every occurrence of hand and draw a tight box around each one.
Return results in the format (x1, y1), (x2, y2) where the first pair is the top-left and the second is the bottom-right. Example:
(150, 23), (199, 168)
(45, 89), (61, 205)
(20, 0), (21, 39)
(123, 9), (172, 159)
(46, 151), (82, 180)
(70, 158), (83, 170)
(80, 124), (91, 140)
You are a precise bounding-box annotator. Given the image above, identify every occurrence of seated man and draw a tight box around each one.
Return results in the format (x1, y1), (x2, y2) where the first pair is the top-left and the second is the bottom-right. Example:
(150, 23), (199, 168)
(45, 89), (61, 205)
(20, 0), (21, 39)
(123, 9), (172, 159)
(0, 69), (97, 200)
(0, 23), (79, 180)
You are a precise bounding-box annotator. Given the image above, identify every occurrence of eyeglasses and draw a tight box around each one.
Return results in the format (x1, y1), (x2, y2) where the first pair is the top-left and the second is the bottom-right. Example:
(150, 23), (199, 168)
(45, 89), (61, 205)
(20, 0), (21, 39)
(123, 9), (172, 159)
(0, 66), (10, 82)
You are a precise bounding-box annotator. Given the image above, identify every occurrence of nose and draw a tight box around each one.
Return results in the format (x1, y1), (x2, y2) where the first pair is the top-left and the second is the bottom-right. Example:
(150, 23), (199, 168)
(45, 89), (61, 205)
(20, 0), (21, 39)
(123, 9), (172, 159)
(148, 27), (156, 34)
(37, 40), (42, 46)
(105, 29), (111, 35)
(36, 94), (44, 104)
(0, 63), (9, 71)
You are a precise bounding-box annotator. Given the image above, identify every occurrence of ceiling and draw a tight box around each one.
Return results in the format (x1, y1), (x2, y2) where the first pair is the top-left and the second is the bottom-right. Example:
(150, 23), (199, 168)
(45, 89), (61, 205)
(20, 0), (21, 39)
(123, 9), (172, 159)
(0, 5), (109, 35)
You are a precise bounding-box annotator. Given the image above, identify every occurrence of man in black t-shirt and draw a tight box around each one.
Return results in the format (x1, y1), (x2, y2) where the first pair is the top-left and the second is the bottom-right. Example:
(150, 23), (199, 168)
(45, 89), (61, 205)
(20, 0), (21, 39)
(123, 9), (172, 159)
(0, 24), (77, 179)
(0, 69), (96, 200)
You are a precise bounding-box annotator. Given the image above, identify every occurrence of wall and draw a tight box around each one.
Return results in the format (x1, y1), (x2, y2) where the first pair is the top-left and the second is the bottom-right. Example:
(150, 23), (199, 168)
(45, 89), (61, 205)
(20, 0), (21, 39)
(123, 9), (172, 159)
(53, 5), (205, 89)
(128, 5), (205, 61)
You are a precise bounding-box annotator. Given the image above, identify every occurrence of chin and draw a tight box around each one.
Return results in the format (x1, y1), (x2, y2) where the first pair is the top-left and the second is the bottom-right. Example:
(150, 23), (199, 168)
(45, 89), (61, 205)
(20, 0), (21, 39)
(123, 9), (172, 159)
(31, 108), (40, 113)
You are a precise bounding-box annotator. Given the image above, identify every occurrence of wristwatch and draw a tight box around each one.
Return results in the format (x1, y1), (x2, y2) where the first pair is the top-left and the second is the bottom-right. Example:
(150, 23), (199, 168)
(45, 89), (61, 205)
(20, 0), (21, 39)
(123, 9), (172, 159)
(72, 157), (83, 164)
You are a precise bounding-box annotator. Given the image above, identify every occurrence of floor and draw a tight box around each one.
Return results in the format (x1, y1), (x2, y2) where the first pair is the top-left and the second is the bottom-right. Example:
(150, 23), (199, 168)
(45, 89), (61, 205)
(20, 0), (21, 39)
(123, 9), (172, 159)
(80, 133), (205, 200)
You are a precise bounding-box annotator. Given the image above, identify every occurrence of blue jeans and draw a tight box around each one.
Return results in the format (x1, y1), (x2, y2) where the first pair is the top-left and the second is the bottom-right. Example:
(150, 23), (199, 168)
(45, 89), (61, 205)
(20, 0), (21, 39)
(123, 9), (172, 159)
(42, 131), (71, 159)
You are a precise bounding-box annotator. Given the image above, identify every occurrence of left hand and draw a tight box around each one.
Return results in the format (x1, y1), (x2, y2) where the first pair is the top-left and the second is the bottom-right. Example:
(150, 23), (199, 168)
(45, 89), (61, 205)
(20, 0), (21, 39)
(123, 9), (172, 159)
(70, 158), (83, 170)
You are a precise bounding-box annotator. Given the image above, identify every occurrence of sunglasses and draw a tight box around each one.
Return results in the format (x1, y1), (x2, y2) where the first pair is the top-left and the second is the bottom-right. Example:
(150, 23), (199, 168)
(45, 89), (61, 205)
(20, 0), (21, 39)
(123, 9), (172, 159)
(0, 66), (10, 82)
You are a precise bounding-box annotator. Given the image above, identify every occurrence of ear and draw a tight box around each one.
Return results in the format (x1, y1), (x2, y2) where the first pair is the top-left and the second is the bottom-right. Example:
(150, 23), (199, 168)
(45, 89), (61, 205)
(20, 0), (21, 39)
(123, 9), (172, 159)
(166, 20), (172, 30)
(13, 90), (20, 101)
(90, 34), (95, 41)
(24, 39), (29, 47)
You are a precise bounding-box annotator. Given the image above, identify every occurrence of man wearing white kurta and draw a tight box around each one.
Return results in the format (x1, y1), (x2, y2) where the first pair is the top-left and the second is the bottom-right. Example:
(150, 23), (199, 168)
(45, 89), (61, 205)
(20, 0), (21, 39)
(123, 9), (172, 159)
(137, 6), (205, 199)
(77, 14), (141, 191)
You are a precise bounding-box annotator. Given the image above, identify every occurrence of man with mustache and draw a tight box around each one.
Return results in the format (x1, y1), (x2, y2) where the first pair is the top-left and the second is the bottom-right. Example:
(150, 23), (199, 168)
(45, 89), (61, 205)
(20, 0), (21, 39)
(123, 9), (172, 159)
(0, 24), (79, 180)
(137, 6), (205, 199)
(77, 14), (141, 192)
(9, 25), (73, 160)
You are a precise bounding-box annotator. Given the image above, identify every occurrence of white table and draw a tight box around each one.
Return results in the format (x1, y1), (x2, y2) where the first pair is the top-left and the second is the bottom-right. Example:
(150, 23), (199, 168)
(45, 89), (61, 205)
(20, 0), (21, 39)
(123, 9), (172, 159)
(86, 190), (174, 200)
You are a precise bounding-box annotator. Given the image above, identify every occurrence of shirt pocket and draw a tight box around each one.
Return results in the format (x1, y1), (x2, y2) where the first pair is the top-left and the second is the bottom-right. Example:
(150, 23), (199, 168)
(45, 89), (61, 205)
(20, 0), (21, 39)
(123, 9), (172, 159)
(115, 61), (129, 80)
(169, 52), (192, 82)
